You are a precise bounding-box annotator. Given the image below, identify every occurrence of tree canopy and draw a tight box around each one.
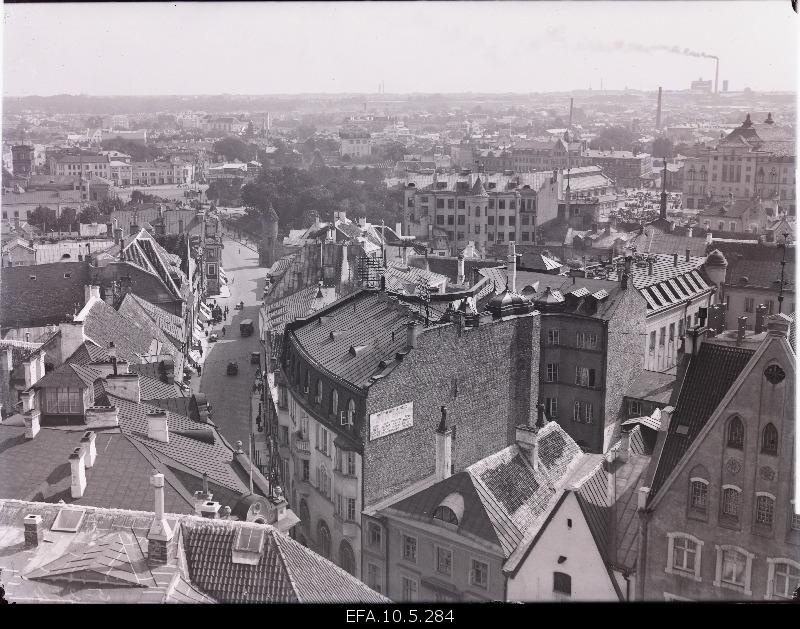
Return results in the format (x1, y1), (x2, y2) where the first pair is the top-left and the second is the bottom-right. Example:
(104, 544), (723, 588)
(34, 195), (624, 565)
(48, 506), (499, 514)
(588, 126), (637, 152)
(213, 137), (257, 162)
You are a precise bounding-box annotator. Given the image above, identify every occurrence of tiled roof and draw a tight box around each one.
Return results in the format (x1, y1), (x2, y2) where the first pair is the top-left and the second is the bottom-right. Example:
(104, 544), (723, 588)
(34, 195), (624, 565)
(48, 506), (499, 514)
(290, 291), (415, 389)
(408, 256), (503, 284)
(182, 520), (389, 603)
(119, 292), (187, 347)
(649, 343), (754, 500)
(1, 189), (83, 205)
(383, 263), (449, 293)
(627, 229), (709, 257)
(405, 171), (552, 194)
(0, 426), (192, 512)
(31, 362), (102, 390)
(0, 261), (90, 328)
(624, 370), (676, 405)
(65, 340), (111, 365)
(388, 422), (583, 558)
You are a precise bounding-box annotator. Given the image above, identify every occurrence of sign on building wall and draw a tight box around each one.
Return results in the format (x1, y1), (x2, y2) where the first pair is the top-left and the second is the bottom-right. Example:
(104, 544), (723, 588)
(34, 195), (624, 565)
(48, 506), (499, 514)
(369, 402), (413, 441)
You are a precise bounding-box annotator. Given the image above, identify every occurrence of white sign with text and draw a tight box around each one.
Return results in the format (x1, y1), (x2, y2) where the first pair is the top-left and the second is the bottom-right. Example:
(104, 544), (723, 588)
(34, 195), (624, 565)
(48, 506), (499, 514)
(369, 402), (413, 441)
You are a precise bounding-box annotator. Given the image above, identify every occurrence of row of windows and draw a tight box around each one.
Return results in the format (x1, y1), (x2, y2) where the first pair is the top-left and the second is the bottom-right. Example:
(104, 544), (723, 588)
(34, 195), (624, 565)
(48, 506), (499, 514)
(689, 480), (779, 526)
(546, 329), (599, 348)
(667, 533), (800, 599)
(396, 533), (490, 592)
(294, 363), (357, 427)
(544, 364), (597, 388)
(433, 214), (531, 226)
(725, 417), (780, 455)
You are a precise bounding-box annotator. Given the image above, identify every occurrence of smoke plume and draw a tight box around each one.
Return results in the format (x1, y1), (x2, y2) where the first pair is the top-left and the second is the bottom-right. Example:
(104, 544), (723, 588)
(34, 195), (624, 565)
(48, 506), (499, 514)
(592, 41), (718, 60)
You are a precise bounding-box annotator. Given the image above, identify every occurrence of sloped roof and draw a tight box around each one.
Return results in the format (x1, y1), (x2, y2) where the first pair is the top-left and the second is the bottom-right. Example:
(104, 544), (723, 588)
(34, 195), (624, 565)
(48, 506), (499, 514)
(0, 261), (90, 329)
(405, 171), (552, 194)
(119, 292), (187, 347)
(648, 343), (754, 500)
(182, 520), (388, 603)
(624, 370), (676, 405)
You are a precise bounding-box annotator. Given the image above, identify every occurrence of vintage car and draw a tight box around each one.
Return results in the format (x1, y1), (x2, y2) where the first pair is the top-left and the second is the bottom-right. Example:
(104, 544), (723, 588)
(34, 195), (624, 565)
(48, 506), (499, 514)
(250, 351), (261, 365)
(226, 362), (239, 376)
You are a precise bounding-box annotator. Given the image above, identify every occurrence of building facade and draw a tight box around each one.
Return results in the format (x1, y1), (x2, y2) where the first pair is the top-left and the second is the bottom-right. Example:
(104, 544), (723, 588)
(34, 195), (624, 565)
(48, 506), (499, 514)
(586, 150), (653, 189)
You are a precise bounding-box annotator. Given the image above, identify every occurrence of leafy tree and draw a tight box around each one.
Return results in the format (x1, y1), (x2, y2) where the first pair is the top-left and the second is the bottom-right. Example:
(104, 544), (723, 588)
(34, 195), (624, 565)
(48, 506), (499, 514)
(58, 207), (78, 231)
(78, 205), (102, 224)
(651, 137), (674, 159)
(100, 138), (158, 162)
(98, 196), (124, 214)
(213, 137), (256, 162)
(588, 126), (636, 152)
(27, 205), (57, 229)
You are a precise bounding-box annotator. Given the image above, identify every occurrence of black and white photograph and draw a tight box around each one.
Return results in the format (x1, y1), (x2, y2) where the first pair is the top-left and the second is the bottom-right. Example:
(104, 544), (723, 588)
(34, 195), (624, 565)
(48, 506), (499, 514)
(0, 0), (797, 609)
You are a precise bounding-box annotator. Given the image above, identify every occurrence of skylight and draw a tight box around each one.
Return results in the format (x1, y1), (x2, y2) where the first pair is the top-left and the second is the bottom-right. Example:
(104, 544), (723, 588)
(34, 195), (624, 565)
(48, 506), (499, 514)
(51, 508), (85, 533)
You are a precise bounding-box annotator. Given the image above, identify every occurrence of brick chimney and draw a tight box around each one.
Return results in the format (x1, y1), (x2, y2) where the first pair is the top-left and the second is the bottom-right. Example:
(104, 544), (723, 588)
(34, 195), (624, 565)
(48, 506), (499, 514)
(755, 305), (768, 334)
(435, 406), (453, 481)
(104, 373), (140, 403)
(406, 321), (419, 349)
(22, 389), (40, 439)
(80, 431), (97, 468)
(147, 471), (175, 566)
(147, 410), (169, 443)
(684, 325), (707, 356)
(736, 316), (748, 347)
(85, 405), (119, 428)
(193, 472), (213, 515)
(457, 253), (465, 285)
(58, 320), (86, 362)
(70, 447), (87, 498)
(766, 313), (791, 338)
(23, 514), (44, 547)
(516, 403), (547, 472)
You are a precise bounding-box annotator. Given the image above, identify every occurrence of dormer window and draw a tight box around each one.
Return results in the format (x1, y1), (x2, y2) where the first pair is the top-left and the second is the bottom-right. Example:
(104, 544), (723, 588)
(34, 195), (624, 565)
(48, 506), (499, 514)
(433, 506), (458, 525)
(45, 387), (85, 414)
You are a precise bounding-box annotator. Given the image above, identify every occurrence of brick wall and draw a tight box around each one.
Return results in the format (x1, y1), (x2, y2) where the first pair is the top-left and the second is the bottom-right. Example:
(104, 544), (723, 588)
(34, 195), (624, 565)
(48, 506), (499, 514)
(363, 313), (540, 507)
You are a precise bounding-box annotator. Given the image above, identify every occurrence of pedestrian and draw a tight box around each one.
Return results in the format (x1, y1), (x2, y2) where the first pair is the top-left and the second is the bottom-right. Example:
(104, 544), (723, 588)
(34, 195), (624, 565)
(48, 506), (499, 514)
(197, 365), (202, 376)
(222, 326), (226, 336)
(205, 330), (209, 338)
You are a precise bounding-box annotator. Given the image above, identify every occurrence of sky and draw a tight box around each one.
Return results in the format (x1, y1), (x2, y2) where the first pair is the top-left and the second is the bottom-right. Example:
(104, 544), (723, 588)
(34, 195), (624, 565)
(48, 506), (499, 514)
(2, 1), (797, 96)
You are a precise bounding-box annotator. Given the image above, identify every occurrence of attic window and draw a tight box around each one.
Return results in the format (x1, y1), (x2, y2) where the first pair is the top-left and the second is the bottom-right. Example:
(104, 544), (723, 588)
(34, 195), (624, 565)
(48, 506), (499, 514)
(30, 275), (36, 280)
(51, 508), (85, 532)
(64, 273), (72, 279)
(349, 345), (367, 356)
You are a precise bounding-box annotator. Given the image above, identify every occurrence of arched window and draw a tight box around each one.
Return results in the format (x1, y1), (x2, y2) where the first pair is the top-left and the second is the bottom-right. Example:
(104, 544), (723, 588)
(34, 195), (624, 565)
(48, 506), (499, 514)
(721, 486), (741, 519)
(433, 506), (459, 526)
(346, 398), (356, 426)
(727, 417), (744, 449)
(330, 389), (339, 416)
(761, 423), (778, 455)
(318, 520), (331, 559)
(553, 572), (572, 599)
(689, 479), (708, 511)
(339, 540), (356, 575)
(304, 370), (310, 393)
(315, 379), (323, 404)
(298, 499), (311, 536)
(756, 494), (775, 526)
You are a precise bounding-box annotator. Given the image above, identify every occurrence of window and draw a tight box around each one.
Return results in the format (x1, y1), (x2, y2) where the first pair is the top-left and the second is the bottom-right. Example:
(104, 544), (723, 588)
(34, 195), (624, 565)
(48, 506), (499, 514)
(715, 546), (753, 594)
(629, 400), (642, 417)
(447, 199), (454, 210)
(457, 215), (465, 225)
(497, 233), (504, 242)
(474, 225), (480, 234)
(367, 563), (382, 593)
(576, 332), (598, 349)
(509, 216), (516, 226)
(764, 300), (774, 315)
(317, 520), (331, 559)
(488, 199), (495, 209)
(435, 546), (453, 575)
(302, 459), (310, 482)
(368, 522), (382, 549)
(447, 216), (454, 226)
(436, 215), (444, 225)
(498, 216), (505, 226)
(546, 363), (559, 383)
(402, 534), (417, 563)
(727, 417), (744, 449)
(689, 479), (708, 511)
(545, 397), (558, 418)
(317, 425), (330, 456)
(756, 494), (775, 526)
(487, 215), (494, 225)
(315, 379), (323, 404)
(584, 402), (594, 424)
(547, 329), (560, 345)
(769, 560), (800, 600)
(522, 231), (530, 241)
(744, 297), (754, 313)
(436, 198), (444, 209)
(457, 199), (465, 209)
(401, 576), (419, 601)
(346, 497), (356, 522)
(553, 572), (572, 599)
(345, 451), (356, 476)
(761, 423), (778, 455)
(649, 331), (656, 352)
(575, 366), (596, 387)
(573, 401), (581, 423)
(330, 389), (339, 416)
(668, 534), (702, 579)
(522, 215), (530, 225)
(471, 559), (489, 589)
(721, 486), (741, 519)
(339, 541), (356, 576)
(316, 465), (330, 497)
(45, 387), (83, 414)
(433, 506), (459, 525)
(659, 327), (666, 346)
(669, 323), (675, 342)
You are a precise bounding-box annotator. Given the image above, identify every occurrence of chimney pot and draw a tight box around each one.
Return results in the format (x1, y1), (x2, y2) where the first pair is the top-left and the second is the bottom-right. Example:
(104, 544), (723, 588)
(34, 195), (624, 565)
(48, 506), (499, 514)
(685, 248), (690, 262)
(201, 500), (221, 519)
(147, 410), (170, 443)
(638, 486), (650, 511)
(80, 431), (97, 468)
(85, 405), (119, 428)
(70, 447), (87, 498)
(406, 321), (419, 348)
(23, 514), (44, 547)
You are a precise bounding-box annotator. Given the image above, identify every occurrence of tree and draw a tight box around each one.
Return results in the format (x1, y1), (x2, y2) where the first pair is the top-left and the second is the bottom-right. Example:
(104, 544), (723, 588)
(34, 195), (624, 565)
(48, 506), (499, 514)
(27, 205), (57, 230)
(79, 205), (102, 224)
(588, 126), (636, 152)
(213, 137), (256, 162)
(98, 196), (124, 214)
(57, 207), (78, 231)
(100, 138), (157, 162)
(651, 137), (674, 159)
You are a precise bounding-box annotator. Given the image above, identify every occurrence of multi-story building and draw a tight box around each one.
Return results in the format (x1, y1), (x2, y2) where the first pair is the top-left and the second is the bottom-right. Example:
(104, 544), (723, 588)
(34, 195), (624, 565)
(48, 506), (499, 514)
(402, 171), (559, 256)
(276, 286), (542, 587)
(106, 129), (147, 145)
(479, 261), (647, 452)
(512, 136), (591, 173)
(339, 128), (372, 159)
(682, 114), (795, 215)
(586, 149), (653, 189)
(51, 154), (111, 181)
(130, 160), (194, 185)
(200, 116), (247, 135)
(560, 166), (617, 228)
(0, 189), (83, 226)
(638, 315), (797, 601)
(11, 144), (35, 177)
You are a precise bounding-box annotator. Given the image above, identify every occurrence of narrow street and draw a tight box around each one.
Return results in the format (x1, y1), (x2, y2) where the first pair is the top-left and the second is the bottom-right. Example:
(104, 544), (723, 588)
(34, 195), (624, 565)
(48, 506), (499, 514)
(199, 236), (265, 448)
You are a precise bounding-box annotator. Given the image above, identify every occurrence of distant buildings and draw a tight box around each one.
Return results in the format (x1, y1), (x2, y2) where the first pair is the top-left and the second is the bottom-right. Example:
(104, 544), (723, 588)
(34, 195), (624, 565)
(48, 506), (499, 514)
(586, 149), (653, 189)
(512, 136), (591, 173)
(339, 128), (372, 159)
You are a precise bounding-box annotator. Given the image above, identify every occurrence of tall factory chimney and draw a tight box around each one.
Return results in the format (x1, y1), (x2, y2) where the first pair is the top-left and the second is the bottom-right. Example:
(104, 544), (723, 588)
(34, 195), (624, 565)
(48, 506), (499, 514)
(714, 57), (719, 94)
(656, 87), (662, 130)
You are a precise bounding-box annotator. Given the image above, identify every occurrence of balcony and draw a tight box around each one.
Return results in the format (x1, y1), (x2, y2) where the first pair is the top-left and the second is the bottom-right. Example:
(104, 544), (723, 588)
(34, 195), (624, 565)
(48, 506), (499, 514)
(293, 434), (311, 454)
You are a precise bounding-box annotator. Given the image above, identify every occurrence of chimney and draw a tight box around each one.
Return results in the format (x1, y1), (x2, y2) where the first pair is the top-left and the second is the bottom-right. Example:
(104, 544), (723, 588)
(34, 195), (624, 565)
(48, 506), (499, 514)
(83, 284), (101, 306)
(159, 357), (175, 384)
(23, 514), (44, 547)
(755, 305), (768, 334)
(80, 431), (97, 468)
(621, 273), (629, 290)
(70, 447), (87, 498)
(655, 87), (662, 130)
(23, 406), (41, 440)
(705, 232), (713, 245)
(516, 423), (540, 472)
(114, 227), (123, 246)
(147, 471), (175, 566)
(673, 252), (678, 267)
(647, 260), (653, 276)
(58, 320), (86, 362)
(685, 249), (690, 262)
(147, 410), (170, 443)
(766, 313), (791, 338)
(736, 316), (748, 346)
(406, 321), (419, 348)
(435, 406), (453, 481)
(638, 486), (650, 511)
(194, 472), (213, 515)
(85, 405), (119, 428)
(618, 430), (631, 464)
(104, 373), (140, 403)
(684, 325), (707, 356)
(395, 222), (402, 238)
(200, 499), (221, 519)
(457, 253), (465, 285)
(507, 241), (517, 292)
(22, 357), (37, 389)
(687, 226), (693, 238)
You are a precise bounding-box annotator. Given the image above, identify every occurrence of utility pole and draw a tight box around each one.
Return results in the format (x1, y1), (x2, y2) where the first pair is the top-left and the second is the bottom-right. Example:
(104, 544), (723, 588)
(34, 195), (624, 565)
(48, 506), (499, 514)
(778, 232), (790, 314)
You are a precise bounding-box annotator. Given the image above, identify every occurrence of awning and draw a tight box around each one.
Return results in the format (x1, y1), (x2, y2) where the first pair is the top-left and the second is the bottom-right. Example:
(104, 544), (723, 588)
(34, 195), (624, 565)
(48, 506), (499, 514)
(198, 302), (212, 322)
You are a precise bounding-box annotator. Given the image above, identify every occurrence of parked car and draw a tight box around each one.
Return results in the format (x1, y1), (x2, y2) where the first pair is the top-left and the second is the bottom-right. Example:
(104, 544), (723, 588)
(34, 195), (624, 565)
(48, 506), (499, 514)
(209, 334), (218, 343)
(250, 351), (260, 365)
(240, 319), (254, 337)
(226, 362), (239, 376)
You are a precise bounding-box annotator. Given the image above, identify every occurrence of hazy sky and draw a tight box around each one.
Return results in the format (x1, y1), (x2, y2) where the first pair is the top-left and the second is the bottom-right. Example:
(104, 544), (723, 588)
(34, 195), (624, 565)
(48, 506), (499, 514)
(2, 1), (797, 96)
